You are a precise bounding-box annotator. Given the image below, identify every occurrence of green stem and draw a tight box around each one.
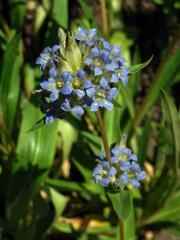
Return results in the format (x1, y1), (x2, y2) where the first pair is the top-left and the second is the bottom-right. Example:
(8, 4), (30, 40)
(0, 144), (8, 156)
(119, 219), (124, 240)
(95, 111), (111, 163)
(0, 123), (16, 154)
(100, 0), (109, 37)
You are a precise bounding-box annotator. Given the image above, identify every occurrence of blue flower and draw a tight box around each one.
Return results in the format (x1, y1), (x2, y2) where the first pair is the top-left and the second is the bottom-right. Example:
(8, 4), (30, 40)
(36, 27), (130, 124)
(86, 78), (118, 112)
(93, 144), (145, 189)
(75, 27), (97, 46)
(36, 45), (60, 71)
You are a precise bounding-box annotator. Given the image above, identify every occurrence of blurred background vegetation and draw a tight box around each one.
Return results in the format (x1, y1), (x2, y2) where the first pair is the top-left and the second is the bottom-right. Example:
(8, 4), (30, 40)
(0, 0), (180, 239)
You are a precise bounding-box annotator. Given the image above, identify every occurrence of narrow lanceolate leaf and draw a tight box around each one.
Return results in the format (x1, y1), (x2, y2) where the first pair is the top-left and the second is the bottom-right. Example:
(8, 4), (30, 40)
(51, 0), (68, 28)
(135, 46), (180, 126)
(129, 55), (153, 74)
(144, 191), (180, 224)
(123, 193), (135, 240)
(161, 90), (180, 176)
(107, 190), (131, 221)
(0, 31), (21, 132)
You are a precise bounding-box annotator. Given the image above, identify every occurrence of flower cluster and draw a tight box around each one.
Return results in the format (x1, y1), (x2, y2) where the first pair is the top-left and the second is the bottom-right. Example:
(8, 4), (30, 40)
(36, 27), (129, 124)
(93, 145), (145, 189)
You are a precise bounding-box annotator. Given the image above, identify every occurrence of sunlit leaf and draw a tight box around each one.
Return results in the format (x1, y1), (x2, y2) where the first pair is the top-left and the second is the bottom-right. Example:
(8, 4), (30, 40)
(107, 190), (131, 221)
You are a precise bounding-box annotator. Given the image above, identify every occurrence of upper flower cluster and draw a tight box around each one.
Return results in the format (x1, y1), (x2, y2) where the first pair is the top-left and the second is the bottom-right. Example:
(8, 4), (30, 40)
(93, 145), (145, 189)
(36, 27), (129, 124)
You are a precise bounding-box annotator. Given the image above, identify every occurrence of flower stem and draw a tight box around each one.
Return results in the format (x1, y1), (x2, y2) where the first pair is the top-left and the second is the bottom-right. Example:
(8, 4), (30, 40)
(100, 0), (109, 37)
(119, 219), (124, 240)
(95, 111), (111, 163)
(0, 123), (16, 154)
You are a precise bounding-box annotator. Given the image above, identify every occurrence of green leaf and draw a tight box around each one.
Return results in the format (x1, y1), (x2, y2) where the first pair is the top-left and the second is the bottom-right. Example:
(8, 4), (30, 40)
(0, 31), (21, 132)
(118, 193), (135, 240)
(120, 86), (135, 118)
(78, 0), (97, 28)
(161, 90), (180, 176)
(81, 131), (101, 155)
(47, 186), (68, 219)
(107, 190), (131, 221)
(26, 117), (45, 133)
(135, 46), (180, 126)
(144, 191), (180, 224)
(9, 0), (26, 29)
(112, 99), (122, 108)
(6, 103), (57, 227)
(117, 194), (136, 240)
(104, 85), (122, 146)
(51, 0), (68, 28)
(129, 55), (153, 74)
(138, 118), (151, 165)
(57, 119), (78, 160)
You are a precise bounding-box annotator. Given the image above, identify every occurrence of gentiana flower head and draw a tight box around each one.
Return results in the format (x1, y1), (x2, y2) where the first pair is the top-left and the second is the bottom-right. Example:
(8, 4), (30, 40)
(93, 137), (145, 190)
(36, 27), (129, 124)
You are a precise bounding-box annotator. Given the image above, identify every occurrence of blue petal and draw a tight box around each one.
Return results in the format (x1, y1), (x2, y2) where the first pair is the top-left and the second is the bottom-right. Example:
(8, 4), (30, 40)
(40, 81), (50, 89)
(103, 100), (113, 111)
(137, 171), (146, 181)
(121, 161), (131, 171)
(101, 178), (110, 187)
(93, 165), (102, 175)
(102, 161), (110, 168)
(91, 102), (99, 111)
(131, 162), (141, 172)
(121, 76), (128, 86)
(72, 106), (84, 117)
(63, 72), (72, 81)
(131, 154), (137, 161)
(50, 90), (59, 102)
(111, 73), (118, 82)
(119, 175), (129, 184)
(49, 67), (57, 77)
(75, 27), (87, 41)
(83, 80), (92, 89)
(43, 47), (51, 53)
(85, 58), (93, 65)
(86, 87), (96, 97)
(105, 62), (119, 71)
(91, 47), (99, 58)
(101, 50), (109, 64)
(101, 38), (110, 49)
(109, 167), (117, 176)
(36, 57), (43, 65)
(61, 99), (70, 111)
(110, 46), (121, 58)
(94, 175), (103, 184)
(62, 84), (72, 95)
(77, 69), (85, 79)
(52, 45), (60, 53)
(111, 156), (118, 163)
(45, 116), (54, 124)
(74, 89), (85, 98)
(108, 88), (118, 100)
(131, 180), (140, 188)
(100, 78), (109, 89)
(94, 67), (102, 76)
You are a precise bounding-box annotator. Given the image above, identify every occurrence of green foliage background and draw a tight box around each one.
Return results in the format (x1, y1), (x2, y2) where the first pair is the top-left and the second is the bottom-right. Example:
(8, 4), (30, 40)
(0, 0), (179, 239)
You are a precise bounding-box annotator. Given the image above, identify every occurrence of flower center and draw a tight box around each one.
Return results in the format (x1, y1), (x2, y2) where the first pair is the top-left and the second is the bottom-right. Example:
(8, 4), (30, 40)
(72, 77), (82, 89)
(95, 89), (106, 99)
(56, 79), (64, 89)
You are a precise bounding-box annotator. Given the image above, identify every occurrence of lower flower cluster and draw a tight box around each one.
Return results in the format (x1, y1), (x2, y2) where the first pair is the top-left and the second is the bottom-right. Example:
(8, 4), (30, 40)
(93, 146), (145, 189)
